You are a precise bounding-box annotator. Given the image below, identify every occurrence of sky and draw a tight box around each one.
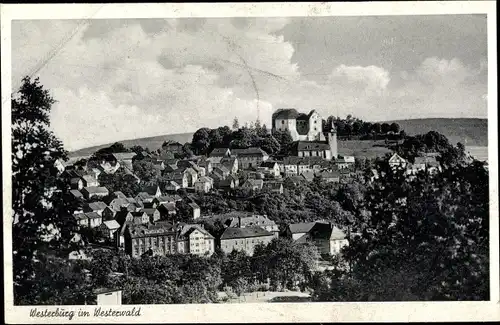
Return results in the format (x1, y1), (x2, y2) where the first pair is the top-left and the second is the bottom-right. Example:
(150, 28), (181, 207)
(12, 15), (487, 151)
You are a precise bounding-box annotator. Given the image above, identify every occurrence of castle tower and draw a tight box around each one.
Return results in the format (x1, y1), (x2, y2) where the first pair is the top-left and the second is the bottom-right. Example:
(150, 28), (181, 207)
(326, 121), (338, 160)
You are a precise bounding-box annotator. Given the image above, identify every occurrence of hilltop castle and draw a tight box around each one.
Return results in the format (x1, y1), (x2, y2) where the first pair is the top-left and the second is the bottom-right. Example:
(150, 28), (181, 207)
(272, 109), (337, 160)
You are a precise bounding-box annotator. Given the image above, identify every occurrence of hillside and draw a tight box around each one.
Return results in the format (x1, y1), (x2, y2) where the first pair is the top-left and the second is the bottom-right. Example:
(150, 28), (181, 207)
(387, 118), (488, 147)
(69, 118), (488, 158)
(68, 132), (194, 158)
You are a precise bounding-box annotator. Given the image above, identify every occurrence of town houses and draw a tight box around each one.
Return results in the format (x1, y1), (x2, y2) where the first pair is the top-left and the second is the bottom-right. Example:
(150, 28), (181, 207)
(60, 107), (441, 261)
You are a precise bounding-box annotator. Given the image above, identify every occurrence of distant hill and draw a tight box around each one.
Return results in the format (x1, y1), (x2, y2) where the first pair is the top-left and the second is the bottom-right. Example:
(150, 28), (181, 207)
(387, 118), (488, 147)
(68, 132), (194, 158)
(69, 118), (488, 157)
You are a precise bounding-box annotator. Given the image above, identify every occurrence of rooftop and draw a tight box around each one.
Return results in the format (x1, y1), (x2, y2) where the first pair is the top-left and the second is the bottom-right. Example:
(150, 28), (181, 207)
(220, 226), (273, 240)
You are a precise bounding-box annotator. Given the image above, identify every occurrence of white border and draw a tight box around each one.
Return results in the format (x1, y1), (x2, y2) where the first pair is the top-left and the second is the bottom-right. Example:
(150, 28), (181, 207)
(2, 1), (498, 323)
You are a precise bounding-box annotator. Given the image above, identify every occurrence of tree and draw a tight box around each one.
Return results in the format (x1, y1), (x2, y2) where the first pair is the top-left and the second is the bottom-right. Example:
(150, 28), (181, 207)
(98, 168), (140, 197)
(12, 77), (80, 304)
(232, 117), (240, 130)
(389, 122), (400, 134)
(191, 128), (211, 155)
(371, 123), (382, 134)
(132, 160), (159, 183)
(381, 122), (391, 134)
(272, 129), (293, 154)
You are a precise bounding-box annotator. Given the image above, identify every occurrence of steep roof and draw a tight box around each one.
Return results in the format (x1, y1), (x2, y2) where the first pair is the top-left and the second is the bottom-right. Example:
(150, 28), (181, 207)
(273, 108), (299, 120)
(188, 202), (200, 210)
(82, 186), (109, 194)
(112, 152), (136, 161)
(70, 189), (83, 198)
(309, 222), (346, 240)
(260, 161), (279, 168)
(243, 179), (264, 188)
(85, 211), (101, 219)
(141, 184), (160, 196)
(82, 175), (97, 184)
(178, 224), (214, 239)
(113, 191), (126, 199)
(127, 222), (176, 238)
(220, 226), (273, 240)
(209, 148), (231, 157)
(288, 222), (317, 234)
(86, 201), (107, 211)
(140, 208), (158, 217)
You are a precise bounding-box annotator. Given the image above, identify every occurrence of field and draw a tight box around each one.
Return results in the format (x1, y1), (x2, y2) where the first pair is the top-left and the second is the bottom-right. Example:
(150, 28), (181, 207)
(338, 140), (393, 159)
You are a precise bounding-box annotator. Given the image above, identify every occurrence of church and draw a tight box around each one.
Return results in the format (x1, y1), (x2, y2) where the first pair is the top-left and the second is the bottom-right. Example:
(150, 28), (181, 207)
(271, 108), (338, 160)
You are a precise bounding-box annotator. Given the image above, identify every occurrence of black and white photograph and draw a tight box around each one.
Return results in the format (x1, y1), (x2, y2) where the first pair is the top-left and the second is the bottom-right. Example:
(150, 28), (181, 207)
(2, 1), (498, 323)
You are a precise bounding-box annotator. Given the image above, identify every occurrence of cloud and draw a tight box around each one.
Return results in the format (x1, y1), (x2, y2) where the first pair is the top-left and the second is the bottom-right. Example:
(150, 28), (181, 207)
(11, 18), (488, 151)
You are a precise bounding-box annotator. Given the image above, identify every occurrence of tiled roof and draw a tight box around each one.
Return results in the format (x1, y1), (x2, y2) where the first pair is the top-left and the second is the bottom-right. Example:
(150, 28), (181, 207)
(260, 161), (279, 168)
(85, 212), (101, 219)
(209, 148), (231, 157)
(83, 186), (109, 194)
(82, 175), (97, 184)
(188, 202), (200, 209)
(112, 152), (137, 161)
(289, 222), (317, 234)
(221, 226), (273, 240)
(70, 189), (83, 197)
(231, 147), (268, 157)
(309, 222), (346, 240)
(87, 201), (107, 211)
(243, 179), (264, 188)
(128, 222), (176, 238)
(272, 108), (299, 120)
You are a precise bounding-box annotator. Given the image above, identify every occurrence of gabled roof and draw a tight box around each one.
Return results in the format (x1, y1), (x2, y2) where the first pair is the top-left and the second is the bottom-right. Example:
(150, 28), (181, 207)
(308, 222), (346, 240)
(221, 226), (273, 240)
(127, 222), (176, 238)
(135, 192), (154, 202)
(102, 220), (121, 230)
(141, 184), (160, 196)
(300, 171), (315, 182)
(140, 208), (158, 217)
(214, 165), (230, 174)
(243, 179), (264, 188)
(209, 148), (231, 157)
(155, 195), (175, 204)
(81, 175), (98, 184)
(263, 181), (283, 190)
(165, 180), (180, 188)
(113, 191), (126, 199)
(86, 201), (107, 211)
(196, 176), (213, 183)
(178, 224), (214, 239)
(288, 222), (317, 234)
(112, 152), (137, 161)
(231, 147), (268, 157)
(207, 156), (223, 164)
(70, 189), (83, 198)
(272, 108), (299, 120)
(85, 211), (101, 219)
(74, 213), (88, 221)
(82, 186), (109, 194)
(260, 161), (279, 168)
(188, 202), (200, 210)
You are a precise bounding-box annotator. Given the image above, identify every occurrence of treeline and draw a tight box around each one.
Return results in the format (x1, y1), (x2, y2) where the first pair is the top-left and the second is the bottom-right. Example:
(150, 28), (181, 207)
(189, 118), (293, 156)
(325, 115), (404, 140)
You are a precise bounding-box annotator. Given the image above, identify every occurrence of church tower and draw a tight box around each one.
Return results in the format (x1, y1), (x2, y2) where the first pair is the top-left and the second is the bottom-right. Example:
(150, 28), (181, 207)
(326, 120), (338, 160)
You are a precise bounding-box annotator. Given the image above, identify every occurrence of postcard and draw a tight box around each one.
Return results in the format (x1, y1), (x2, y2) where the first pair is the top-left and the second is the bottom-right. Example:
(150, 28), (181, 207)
(1, 1), (498, 323)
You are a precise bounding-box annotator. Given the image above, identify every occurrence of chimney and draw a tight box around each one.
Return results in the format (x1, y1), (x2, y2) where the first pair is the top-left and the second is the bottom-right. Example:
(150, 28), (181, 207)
(238, 216), (242, 228)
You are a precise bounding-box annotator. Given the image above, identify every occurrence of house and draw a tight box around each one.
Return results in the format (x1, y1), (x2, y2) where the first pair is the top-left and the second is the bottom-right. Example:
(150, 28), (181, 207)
(86, 211), (103, 228)
(81, 174), (99, 187)
(194, 176), (213, 193)
(176, 224), (215, 256)
(70, 178), (84, 190)
(262, 181), (283, 194)
(388, 153), (408, 169)
(178, 160), (204, 176)
(141, 208), (161, 223)
(301, 171), (315, 182)
(218, 175), (239, 190)
(99, 220), (121, 239)
(135, 192), (154, 204)
(124, 221), (177, 258)
(99, 160), (121, 174)
(207, 156), (224, 169)
(291, 141), (333, 160)
(336, 156), (355, 169)
(221, 157), (238, 175)
(260, 161), (280, 177)
(108, 197), (137, 212)
(281, 157), (299, 176)
(70, 189), (84, 200)
(112, 191), (127, 200)
(241, 179), (264, 192)
(163, 161), (177, 173)
(95, 288), (122, 306)
(74, 213), (89, 228)
(157, 202), (177, 218)
(225, 214), (280, 238)
(316, 170), (341, 183)
(130, 211), (150, 225)
(163, 141), (184, 154)
(68, 250), (90, 261)
(209, 148), (231, 158)
(154, 195), (176, 206)
(308, 222), (349, 255)
(184, 167), (199, 187)
(112, 152), (136, 170)
(188, 202), (201, 220)
(197, 158), (213, 174)
(220, 227), (274, 256)
(102, 206), (118, 221)
(163, 171), (189, 188)
(141, 184), (162, 197)
(114, 210), (134, 226)
(297, 160), (313, 175)
(213, 165), (230, 179)
(83, 201), (108, 216)
(230, 147), (269, 169)
(164, 180), (181, 192)
(81, 186), (109, 200)
(409, 156), (441, 174)
(285, 222), (318, 243)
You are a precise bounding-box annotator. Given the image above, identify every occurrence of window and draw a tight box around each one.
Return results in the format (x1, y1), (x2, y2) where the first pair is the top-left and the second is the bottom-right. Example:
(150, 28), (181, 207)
(282, 120), (284, 124)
